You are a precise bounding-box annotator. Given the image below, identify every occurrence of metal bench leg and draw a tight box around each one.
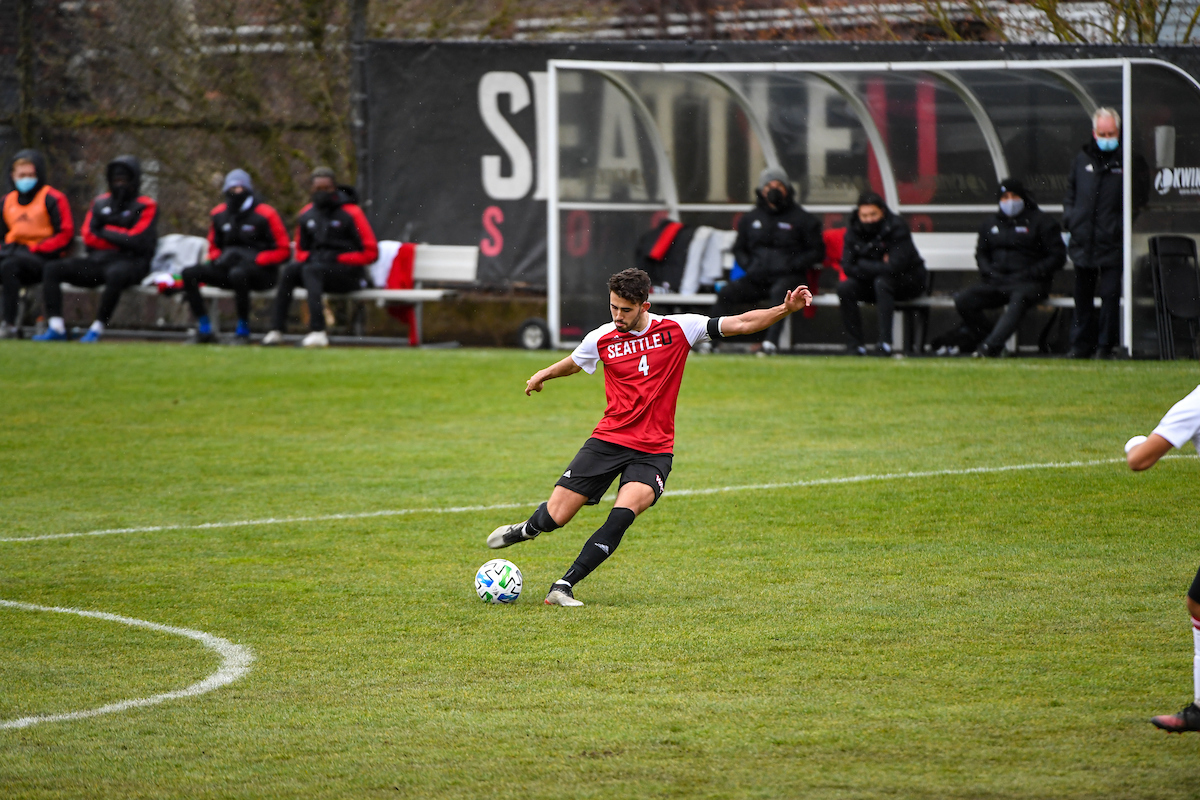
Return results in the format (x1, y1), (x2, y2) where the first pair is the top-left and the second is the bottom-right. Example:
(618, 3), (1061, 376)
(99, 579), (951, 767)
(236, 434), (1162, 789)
(892, 313), (904, 353)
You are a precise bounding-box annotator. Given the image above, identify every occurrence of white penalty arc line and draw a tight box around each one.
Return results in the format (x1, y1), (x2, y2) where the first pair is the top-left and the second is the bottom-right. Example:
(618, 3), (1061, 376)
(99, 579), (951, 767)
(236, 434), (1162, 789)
(1, 455), (1160, 544)
(0, 600), (254, 731)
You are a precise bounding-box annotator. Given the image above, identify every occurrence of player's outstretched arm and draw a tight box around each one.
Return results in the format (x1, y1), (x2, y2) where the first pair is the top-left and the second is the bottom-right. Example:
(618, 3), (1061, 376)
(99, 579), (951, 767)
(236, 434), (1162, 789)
(1126, 433), (1173, 471)
(526, 355), (583, 396)
(718, 285), (813, 337)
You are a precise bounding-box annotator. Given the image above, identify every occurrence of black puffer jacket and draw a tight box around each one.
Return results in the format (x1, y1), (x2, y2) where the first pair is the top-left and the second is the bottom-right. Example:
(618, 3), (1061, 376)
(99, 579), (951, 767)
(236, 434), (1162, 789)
(294, 185), (378, 268)
(975, 197), (1066, 286)
(731, 186), (824, 284)
(841, 210), (926, 286)
(1062, 140), (1150, 270)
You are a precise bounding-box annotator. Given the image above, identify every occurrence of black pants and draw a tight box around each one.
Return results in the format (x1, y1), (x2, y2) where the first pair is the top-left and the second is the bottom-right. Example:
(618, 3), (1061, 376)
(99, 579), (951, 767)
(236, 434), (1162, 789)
(1070, 267), (1122, 353)
(954, 281), (1047, 352)
(714, 274), (798, 345)
(42, 255), (150, 325)
(837, 274), (923, 347)
(181, 258), (278, 323)
(0, 249), (46, 325)
(270, 260), (365, 332)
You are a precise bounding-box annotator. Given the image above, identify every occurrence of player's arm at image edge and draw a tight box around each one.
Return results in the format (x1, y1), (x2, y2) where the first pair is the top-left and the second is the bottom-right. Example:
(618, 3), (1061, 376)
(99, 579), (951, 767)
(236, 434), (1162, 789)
(1127, 433), (1173, 471)
(715, 285), (812, 337)
(526, 355), (583, 396)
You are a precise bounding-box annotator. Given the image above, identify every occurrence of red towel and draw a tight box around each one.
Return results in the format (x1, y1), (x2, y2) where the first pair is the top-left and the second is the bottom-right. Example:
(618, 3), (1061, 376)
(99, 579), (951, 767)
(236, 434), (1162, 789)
(648, 222), (684, 261)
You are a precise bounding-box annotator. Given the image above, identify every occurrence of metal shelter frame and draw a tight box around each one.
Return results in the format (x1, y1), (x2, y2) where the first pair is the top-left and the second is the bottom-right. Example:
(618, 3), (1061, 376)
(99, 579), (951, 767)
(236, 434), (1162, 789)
(546, 56), (1200, 351)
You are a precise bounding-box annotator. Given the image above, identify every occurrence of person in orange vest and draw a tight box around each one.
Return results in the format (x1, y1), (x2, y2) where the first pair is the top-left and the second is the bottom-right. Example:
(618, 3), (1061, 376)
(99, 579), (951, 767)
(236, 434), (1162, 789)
(0, 149), (74, 339)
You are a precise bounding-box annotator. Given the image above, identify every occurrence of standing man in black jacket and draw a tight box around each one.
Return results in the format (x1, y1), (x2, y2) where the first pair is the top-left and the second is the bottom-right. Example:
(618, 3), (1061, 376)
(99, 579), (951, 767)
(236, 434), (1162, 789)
(33, 155), (157, 343)
(714, 168), (824, 354)
(952, 179), (1066, 358)
(263, 167), (377, 348)
(837, 191), (926, 356)
(1063, 107), (1150, 359)
(182, 169), (291, 344)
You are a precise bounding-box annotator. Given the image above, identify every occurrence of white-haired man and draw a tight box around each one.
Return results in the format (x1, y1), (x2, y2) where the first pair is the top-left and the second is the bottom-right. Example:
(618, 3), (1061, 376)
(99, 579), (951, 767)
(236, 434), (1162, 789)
(1062, 107), (1149, 359)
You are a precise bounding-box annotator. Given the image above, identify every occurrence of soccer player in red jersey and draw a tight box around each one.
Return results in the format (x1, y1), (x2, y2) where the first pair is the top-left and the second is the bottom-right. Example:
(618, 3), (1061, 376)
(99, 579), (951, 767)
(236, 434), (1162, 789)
(487, 268), (812, 606)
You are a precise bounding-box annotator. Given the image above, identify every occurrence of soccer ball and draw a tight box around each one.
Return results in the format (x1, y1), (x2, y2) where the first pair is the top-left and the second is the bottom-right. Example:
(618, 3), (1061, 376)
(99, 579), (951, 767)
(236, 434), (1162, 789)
(475, 558), (522, 604)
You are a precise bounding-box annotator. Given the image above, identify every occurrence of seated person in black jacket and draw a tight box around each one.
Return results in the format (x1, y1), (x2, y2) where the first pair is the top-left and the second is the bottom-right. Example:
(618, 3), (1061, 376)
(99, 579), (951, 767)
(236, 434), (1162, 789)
(836, 192), (926, 356)
(950, 179), (1066, 358)
(34, 155), (158, 342)
(713, 167), (823, 354)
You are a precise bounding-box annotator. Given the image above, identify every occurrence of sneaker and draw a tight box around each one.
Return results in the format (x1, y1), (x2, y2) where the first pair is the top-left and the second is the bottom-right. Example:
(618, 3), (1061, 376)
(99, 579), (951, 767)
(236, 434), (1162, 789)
(261, 330), (283, 346)
(487, 522), (539, 549)
(973, 342), (1003, 359)
(301, 330), (329, 348)
(544, 582), (584, 607)
(186, 330), (218, 345)
(1151, 702), (1200, 732)
(848, 344), (868, 356)
(874, 342), (893, 357)
(78, 329), (102, 343)
(756, 340), (778, 357)
(1066, 347), (1092, 359)
(31, 328), (67, 342)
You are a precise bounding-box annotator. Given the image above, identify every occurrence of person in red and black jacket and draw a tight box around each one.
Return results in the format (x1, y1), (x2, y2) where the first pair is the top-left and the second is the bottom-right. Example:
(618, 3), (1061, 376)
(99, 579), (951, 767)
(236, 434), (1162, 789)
(182, 169), (290, 344)
(0, 149), (74, 338)
(33, 155), (157, 342)
(263, 166), (378, 347)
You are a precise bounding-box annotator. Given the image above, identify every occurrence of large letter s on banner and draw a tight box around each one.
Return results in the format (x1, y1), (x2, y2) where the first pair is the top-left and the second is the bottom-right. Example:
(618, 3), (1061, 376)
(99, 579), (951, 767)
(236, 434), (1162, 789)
(480, 206), (504, 257)
(479, 72), (533, 201)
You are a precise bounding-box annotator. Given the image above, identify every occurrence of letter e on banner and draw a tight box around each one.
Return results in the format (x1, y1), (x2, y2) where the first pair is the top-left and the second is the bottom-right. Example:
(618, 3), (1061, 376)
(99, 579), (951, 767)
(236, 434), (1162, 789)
(481, 206), (504, 257)
(479, 72), (533, 201)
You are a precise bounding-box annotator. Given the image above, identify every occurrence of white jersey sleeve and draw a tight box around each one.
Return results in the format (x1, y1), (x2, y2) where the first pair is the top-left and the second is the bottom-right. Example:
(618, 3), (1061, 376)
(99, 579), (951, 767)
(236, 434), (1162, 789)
(668, 313), (716, 347)
(1152, 385), (1200, 451)
(570, 323), (613, 375)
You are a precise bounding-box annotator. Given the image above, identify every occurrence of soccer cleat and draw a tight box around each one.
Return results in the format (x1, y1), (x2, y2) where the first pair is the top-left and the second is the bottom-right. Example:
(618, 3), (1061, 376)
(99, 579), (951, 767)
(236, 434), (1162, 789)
(261, 330), (283, 346)
(487, 522), (539, 549)
(301, 330), (329, 348)
(78, 329), (102, 343)
(1151, 703), (1200, 732)
(32, 328), (67, 342)
(544, 582), (584, 607)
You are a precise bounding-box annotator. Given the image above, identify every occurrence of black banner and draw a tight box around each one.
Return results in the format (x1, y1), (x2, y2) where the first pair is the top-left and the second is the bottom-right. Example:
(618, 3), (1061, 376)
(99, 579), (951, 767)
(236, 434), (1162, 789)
(363, 40), (1200, 290)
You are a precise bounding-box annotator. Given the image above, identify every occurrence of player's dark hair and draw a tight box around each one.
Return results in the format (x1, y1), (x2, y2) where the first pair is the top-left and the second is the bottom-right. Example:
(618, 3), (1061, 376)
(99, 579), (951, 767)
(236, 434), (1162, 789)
(608, 268), (651, 306)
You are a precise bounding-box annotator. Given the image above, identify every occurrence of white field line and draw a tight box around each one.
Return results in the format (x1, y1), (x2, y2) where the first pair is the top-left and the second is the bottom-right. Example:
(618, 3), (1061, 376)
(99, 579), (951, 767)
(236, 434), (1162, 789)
(2, 455), (1167, 544)
(0, 599), (254, 731)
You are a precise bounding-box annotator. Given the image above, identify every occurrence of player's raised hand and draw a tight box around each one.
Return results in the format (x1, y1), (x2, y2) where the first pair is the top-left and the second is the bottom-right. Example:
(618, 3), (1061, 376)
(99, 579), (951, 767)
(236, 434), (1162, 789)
(785, 285), (813, 311)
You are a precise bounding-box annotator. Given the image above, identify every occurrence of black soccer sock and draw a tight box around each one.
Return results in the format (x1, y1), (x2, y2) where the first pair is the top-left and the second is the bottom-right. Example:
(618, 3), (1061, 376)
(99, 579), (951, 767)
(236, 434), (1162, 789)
(560, 507), (636, 586)
(524, 502), (562, 537)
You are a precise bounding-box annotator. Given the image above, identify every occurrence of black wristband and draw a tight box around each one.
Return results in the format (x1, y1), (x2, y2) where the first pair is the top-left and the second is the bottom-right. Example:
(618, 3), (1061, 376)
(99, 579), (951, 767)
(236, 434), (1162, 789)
(706, 316), (724, 340)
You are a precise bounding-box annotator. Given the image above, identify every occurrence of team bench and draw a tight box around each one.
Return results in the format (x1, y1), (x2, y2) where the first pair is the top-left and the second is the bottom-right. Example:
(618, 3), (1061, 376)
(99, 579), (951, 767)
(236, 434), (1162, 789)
(651, 232), (1089, 352)
(59, 240), (479, 346)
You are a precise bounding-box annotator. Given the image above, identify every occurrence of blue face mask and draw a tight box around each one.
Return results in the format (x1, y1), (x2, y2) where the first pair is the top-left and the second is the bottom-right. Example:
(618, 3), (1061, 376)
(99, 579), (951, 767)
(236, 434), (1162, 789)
(999, 198), (1025, 217)
(1096, 136), (1119, 152)
(14, 177), (36, 193)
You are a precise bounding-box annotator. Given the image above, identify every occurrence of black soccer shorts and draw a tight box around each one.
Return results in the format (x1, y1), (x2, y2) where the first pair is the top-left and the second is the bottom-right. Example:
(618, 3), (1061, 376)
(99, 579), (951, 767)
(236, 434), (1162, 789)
(1188, 563), (1200, 605)
(555, 437), (673, 506)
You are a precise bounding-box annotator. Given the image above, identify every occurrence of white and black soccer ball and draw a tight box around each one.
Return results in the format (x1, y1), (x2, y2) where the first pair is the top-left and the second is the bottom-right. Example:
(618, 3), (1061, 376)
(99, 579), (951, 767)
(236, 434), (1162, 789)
(475, 558), (522, 604)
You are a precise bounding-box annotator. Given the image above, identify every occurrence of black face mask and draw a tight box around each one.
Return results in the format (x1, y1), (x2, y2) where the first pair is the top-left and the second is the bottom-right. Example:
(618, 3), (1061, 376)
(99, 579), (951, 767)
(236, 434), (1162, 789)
(225, 189), (250, 210)
(312, 190), (337, 210)
(859, 219), (884, 238)
(110, 182), (134, 203)
(765, 187), (785, 207)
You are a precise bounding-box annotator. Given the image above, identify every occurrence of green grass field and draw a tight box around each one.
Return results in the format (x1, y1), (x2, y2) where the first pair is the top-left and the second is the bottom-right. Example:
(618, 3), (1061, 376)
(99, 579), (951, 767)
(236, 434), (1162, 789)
(2, 342), (1199, 799)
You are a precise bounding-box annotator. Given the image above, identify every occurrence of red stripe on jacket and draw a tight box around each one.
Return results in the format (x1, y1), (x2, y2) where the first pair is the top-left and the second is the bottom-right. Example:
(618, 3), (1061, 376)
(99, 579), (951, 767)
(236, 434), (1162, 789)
(28, 187), (75, 255)
(255, 204), (292, 267)
(336, 203), (379, 267)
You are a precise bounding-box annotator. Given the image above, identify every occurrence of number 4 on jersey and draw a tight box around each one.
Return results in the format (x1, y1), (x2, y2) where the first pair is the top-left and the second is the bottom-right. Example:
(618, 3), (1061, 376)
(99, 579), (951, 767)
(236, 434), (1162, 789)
(638, 355), (649, 376)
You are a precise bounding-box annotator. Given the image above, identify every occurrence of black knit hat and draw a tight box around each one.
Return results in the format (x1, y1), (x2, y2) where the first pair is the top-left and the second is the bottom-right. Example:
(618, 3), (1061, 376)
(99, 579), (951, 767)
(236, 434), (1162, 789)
(996, 178), (1029, 201)
(856, 190), (888, 211)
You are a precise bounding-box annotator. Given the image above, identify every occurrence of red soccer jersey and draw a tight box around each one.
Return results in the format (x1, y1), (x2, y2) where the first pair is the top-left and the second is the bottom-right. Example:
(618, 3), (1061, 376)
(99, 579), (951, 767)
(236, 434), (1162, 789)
(571, 313), (714, 454)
